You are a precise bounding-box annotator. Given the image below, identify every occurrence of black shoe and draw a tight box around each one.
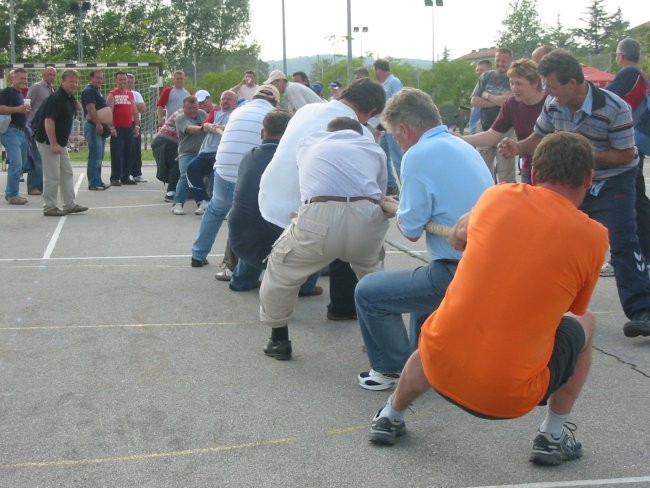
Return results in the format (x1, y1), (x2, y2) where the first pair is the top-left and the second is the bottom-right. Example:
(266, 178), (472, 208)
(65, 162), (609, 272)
(89, 184), (109, 190)
(110, 179), (122, 187)
(529, 423), (583, 466)
(327, 311), (357, 321)
(191, 257), (209, 268)
(121, 177), (137, 185)
(263, 339), (292, 360)
(623, 311), (650, 337)
(369, 409), (406, 445)
(298, 285), (323, 297)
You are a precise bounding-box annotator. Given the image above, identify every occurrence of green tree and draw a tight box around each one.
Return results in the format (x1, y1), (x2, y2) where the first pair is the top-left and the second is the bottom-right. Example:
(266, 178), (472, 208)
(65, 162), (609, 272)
(573, 0), (629, 54)
(421, 59), (475, 109)
(495, 0), (546, 59)
(546, 15), (578, 51)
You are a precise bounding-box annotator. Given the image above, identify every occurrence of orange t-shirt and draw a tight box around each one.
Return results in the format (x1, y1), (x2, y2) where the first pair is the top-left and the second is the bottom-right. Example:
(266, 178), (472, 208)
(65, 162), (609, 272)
(419, 184), (608, 418)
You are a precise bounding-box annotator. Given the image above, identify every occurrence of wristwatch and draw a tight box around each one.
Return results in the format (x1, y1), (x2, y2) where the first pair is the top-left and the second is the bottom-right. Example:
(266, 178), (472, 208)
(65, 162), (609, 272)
(482, 92), (490, 100)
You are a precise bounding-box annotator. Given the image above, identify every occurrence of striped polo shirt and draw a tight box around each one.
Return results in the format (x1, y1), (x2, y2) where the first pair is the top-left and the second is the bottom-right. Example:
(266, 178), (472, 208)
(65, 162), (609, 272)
(534, 81), (637, 180)
(214, 98), (275, 182)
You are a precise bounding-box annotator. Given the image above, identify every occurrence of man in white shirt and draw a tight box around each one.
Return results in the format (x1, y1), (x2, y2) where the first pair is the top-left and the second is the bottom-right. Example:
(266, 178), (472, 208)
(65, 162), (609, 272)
(259, 77), (386, 322)
(190, 84), (281, 267)
(260, 117), (389, 360)
(264, 70), (323, 113)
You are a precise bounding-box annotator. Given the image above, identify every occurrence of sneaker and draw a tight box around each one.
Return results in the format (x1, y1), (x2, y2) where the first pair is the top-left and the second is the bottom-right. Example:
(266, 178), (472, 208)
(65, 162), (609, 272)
(64, 204), (88, 214)
(89, 184), (109, 191)
(171, 203), (185, 215)
(6, 195), (28, 205)
(358, 369), (401, 391)
(529, 422), (583, 466)
(369, 409), (406, 445)
(191, 257), (209, 268)
(263, 339), (292, 360)
(623, 311), (650, 337)
(214, 267), (232, 281)
(195, 200), (209, 215)
(134, 175), (148, 182)
(600, 262), (615, 277)
(164, 191), (175, 202)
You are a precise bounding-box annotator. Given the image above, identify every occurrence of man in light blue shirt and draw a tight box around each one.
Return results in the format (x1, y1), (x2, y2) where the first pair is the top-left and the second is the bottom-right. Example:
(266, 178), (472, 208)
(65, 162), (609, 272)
(374, 59), (404, 194)
(355, 88), (494, 391)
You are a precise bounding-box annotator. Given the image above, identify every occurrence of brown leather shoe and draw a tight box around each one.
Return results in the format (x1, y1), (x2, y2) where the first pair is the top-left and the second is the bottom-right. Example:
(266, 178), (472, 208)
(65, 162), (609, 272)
(28, 189), (43, 195)
(64, 204), (88, 214)
(7, 196), (28, 205)
(299, 285), (324, 297)
(44, 207), (68, 217)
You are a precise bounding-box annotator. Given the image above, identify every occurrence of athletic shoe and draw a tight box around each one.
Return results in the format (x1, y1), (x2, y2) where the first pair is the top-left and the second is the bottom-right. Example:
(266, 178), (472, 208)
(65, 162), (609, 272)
(163, 191), (175, 202)
(171, 203), (184, 215)
(134, 175), (148, 182)
(214, 267), (231, 281)
(89, 184), (109, 191)
(529, 422), (583, 466)
(369, 409), (406, 445)
(623, 311), (650, 337)
(195, 200), (209, 215)
(600, 262), (615, 277)
(263, 339), (292, 360)
(358, 369), (400, 391)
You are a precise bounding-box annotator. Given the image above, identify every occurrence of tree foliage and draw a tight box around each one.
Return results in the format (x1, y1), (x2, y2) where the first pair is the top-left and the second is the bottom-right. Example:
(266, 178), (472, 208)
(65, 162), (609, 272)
(573, 0), (629, 54)
(495, 0), (546, 59)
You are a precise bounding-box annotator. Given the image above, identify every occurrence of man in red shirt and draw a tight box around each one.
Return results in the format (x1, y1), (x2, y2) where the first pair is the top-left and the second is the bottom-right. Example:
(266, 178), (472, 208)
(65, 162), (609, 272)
(107, 71), (140, 186)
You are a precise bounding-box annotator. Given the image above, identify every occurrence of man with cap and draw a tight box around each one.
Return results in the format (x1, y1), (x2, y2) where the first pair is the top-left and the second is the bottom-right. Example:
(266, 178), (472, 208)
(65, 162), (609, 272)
(190, 84), (281, 266)
(329, 81), (342, 100)
(264, 70), (323, 113)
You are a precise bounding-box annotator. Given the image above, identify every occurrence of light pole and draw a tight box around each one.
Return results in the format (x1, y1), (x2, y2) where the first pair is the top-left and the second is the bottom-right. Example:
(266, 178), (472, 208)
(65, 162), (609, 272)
(353, 26), (368, 59)
(346, 0), (352, 83)
(281, 0), (287, 75)
(70, 1), (91, 63)
(9, 0), (16, 63)
(424, 0), (443, 66)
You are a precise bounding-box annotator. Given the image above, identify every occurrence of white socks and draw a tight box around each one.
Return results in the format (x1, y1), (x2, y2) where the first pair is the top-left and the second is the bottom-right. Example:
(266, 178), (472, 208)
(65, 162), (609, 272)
(539, 409), (569, 438)
(380, 395), (405, 422)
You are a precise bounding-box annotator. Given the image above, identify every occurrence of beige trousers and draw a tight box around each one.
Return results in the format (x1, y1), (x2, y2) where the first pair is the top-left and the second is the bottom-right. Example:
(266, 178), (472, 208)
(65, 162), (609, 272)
(37, 142), (76, 211)
(260, 200), (389, 327)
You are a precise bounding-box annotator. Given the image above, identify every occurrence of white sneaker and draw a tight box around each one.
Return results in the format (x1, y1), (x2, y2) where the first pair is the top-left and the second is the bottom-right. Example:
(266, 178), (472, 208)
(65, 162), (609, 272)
(164, 191), (175, 202)
(195, 200), (209, 215)
(134, 175), (148, 183)
(600, 262), (615, 277)
(171, 203), (185, 215)
(358, 369), (401, 391)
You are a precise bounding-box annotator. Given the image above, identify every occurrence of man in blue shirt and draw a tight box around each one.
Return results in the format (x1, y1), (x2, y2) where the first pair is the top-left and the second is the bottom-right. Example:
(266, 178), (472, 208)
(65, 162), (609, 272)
(355, 88), (494, 390)
(81, 70), (112, 190)
(374, 59), (404, 195)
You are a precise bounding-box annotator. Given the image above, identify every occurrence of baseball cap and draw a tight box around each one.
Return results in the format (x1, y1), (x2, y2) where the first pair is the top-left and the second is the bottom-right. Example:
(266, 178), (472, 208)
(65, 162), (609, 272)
(330, 80), (342, 89)
(195, 90), (211, 102)
(263, 70), (288, 84)
(254, 84), (281, 104)
(311, 82), (323, 95)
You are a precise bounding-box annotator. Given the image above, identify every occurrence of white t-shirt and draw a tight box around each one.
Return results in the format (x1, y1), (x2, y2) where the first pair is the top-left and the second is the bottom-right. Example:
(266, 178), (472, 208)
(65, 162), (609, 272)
(297, 130), (387, 202)
(236, 84), (258, 101)
(258, 99), (374, 228)
(214, 98), (275, 182)
(284, 82), (324, 113)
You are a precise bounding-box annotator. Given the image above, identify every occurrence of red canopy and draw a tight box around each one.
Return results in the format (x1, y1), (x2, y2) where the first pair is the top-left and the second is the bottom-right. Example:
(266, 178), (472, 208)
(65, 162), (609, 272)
(581, 64), (615, 88)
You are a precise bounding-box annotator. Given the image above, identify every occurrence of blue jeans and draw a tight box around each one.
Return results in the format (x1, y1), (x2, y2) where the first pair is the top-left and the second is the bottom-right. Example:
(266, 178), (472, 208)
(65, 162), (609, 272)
(191, 172), (235, 261)
(85, 121), (106, 187)
(26, 135), (43, 192)
(186, 151), (215, 204)
(1, 127), (28, 198)
(582, 169), (650, 318)
(355, 259), (457, 373)
(173, 153), (197, 205)
(231, 256), (320, 292)
(110, 127), (133, 181)
(380, 131), (403, 189)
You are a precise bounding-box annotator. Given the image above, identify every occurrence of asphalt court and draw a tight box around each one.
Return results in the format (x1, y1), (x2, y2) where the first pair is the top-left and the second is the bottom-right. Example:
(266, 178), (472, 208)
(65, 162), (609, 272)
(0, 164), (648, 488)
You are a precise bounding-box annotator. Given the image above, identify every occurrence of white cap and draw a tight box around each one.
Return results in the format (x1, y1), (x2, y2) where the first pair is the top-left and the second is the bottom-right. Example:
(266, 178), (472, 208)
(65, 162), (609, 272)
(195, 90), (211, 102)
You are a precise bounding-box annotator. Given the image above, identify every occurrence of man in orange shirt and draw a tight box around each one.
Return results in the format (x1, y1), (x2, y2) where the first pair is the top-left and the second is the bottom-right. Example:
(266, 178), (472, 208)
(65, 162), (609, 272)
(368, 132), (609, 467)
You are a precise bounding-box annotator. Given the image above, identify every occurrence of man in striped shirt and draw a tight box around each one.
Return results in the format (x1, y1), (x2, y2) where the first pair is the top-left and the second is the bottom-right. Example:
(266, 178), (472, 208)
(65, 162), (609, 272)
(500, 48), (650, 338)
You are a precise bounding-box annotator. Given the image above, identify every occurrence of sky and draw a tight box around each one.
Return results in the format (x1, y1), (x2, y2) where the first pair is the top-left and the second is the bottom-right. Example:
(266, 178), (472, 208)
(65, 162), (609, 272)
(248, 0), (644, 63)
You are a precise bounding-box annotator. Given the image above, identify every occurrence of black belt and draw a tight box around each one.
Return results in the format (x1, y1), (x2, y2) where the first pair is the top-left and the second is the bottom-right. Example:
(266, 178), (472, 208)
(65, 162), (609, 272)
(304, 196), (380, 205)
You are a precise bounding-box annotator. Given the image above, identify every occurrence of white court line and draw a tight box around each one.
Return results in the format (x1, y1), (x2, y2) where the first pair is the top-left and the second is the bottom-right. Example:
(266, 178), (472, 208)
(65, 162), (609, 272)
(468, 476), (650, 488)
(41, 173), (84, 260)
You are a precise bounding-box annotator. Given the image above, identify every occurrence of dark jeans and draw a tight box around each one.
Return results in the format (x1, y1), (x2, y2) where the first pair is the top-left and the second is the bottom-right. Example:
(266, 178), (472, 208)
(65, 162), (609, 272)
(635, 154), (650, 261)
(186, 151), (216, 204)
(328, 259), (358, 316)
(130, 133), (143, 177)
(582, 168), (650, 317)
(110, 127), (134, 181)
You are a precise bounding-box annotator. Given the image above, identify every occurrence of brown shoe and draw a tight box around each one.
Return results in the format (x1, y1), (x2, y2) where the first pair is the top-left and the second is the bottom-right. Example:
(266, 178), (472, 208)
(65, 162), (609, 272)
(64, 204), (88, 214)
(28, 189), (43, 195)
(44, 207), (68, 217)
(7, 196), (28, 205)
